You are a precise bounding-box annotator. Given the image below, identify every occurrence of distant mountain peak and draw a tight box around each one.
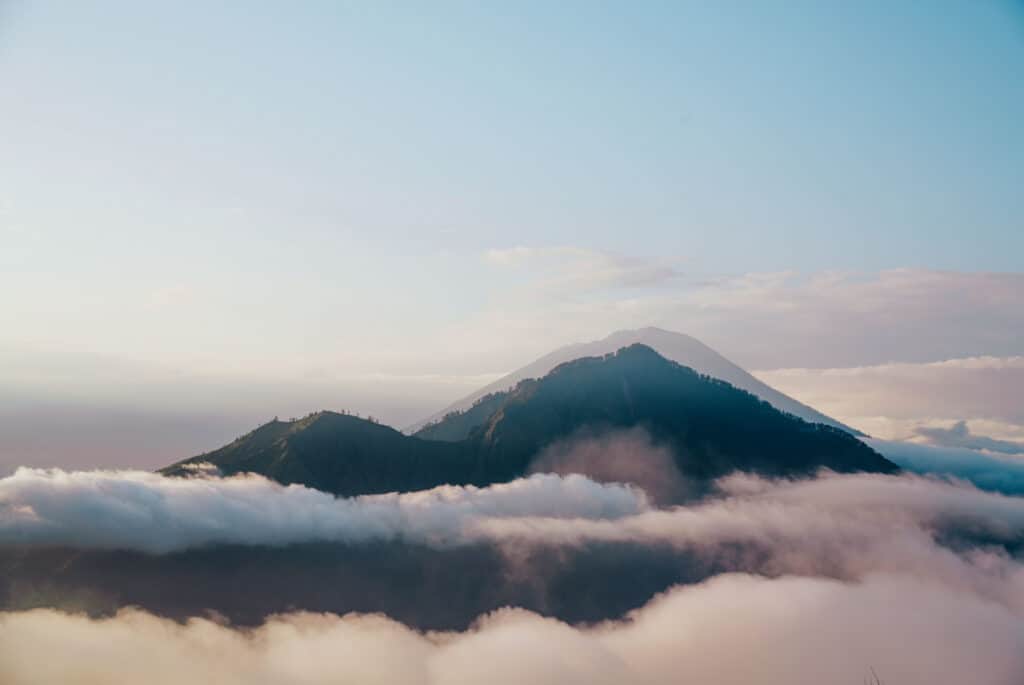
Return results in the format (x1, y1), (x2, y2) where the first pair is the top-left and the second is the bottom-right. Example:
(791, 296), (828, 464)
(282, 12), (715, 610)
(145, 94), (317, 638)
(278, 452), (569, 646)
(408, 328), (861, 437)
(164, 342), (894, 497)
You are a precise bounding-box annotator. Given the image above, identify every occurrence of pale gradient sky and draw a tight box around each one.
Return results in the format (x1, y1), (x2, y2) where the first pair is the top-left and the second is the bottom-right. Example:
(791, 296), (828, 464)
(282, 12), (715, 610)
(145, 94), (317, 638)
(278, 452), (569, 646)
(1, 1), (1022, 471)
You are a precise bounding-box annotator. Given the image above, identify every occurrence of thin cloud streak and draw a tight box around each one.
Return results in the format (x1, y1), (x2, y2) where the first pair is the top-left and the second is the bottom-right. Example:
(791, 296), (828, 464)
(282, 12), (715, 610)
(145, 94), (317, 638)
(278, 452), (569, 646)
(754, 355), (1024, 444)
(484, 245), (681, 292)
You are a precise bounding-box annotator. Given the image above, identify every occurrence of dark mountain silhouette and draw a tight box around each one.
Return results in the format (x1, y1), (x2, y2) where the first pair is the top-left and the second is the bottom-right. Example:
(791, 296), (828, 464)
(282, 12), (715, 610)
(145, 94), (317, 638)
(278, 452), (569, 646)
(451, 344), (894, 483)
(24, 345), (899, 632)
(162, 411), (474, 497)
(407, 327), (862, 436)
(163, 344), (896, 494)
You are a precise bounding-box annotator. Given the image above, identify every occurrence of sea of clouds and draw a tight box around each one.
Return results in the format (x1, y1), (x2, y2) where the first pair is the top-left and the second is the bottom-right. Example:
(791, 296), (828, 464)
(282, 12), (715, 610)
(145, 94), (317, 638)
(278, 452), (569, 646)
(3, 451), (1024, 683)
(0, 467), (646, 553)
(2, 571), (1022, 684)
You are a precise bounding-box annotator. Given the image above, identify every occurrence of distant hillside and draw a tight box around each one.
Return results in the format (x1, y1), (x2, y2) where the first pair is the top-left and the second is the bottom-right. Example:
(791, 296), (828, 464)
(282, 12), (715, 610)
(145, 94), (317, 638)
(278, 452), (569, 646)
(162, 411), (473, 496)
(164, 345), (895, 495)
(408, 327), (862, 437)
(414, 391), (509, 442)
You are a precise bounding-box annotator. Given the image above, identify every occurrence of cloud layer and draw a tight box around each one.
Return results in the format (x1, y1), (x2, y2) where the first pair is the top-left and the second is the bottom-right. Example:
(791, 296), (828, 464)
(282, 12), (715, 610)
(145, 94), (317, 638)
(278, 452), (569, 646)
(754, 355), (1024, 446)
(6, 465), (1024, 580)
(4, 462), (1024, 680)
(2, 571), (1022, 685)
(0, 469), (646, 553)
(484, 246), (681, 292)
(871, 438), (1024, 495)
(528, 427), (693, 505)
(915, 421), (1024, 455)
(456, 267), (1024, 372)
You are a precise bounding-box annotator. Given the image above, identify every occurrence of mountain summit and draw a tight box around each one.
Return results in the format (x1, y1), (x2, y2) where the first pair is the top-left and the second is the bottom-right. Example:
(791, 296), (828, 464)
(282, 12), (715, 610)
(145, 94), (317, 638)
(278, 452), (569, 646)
(164, 345), (895, 495)
(407, 328), (860, 436)
(423, 344), (893, 482)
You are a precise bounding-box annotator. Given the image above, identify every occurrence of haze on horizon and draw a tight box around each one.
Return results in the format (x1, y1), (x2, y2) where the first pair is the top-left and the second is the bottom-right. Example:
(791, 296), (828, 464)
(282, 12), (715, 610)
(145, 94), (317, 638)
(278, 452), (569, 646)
(1, 1), (1022, 472)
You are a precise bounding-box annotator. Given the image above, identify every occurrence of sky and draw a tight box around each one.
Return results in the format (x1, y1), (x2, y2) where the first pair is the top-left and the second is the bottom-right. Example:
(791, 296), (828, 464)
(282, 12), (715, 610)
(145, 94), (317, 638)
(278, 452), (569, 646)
(1, 1), (1022, 471)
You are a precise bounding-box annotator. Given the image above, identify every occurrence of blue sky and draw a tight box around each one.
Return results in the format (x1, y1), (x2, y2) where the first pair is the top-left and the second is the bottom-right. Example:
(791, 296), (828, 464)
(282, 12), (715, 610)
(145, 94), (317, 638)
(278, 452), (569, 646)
(1, 1), (1023, 468)
(3, 1), (1022, 273)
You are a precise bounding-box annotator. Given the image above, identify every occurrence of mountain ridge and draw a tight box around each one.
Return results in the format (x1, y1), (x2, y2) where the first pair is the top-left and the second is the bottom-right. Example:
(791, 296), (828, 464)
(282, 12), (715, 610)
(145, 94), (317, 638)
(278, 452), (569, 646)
(163, 344), (895, 494)
(407, 327), (862, 436)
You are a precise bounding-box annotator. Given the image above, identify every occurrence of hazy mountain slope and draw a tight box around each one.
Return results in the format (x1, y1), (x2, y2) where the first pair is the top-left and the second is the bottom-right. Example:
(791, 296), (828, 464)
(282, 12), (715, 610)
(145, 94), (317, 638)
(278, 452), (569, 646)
(409, 327), (861, 437)
(414, 391), (509, 442)
(163, 345), (894, 496)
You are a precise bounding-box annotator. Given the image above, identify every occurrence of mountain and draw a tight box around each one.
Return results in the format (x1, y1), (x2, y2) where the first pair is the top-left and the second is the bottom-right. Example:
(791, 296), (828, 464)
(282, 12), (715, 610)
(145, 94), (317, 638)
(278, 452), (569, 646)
(437, 344), (893, 482)
(163, 345), (895, 494)
(162, 411), (473, 497)
(409, 327), (861, 437)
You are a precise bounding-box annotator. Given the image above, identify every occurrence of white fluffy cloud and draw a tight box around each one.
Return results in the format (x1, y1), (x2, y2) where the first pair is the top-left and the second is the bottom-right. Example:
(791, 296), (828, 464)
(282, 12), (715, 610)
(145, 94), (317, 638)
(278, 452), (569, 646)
(1, 572), (1022, 685)
(0, 469), (646, 553)
(5, 465), (1024, 608)
(473, 471), (1024, 614)
(5, 465), (1024, 681)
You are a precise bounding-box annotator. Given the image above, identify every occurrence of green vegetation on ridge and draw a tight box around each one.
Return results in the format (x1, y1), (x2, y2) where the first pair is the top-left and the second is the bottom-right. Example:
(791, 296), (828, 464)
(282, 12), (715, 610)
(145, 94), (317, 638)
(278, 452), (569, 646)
(163, 345), (896, 494)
